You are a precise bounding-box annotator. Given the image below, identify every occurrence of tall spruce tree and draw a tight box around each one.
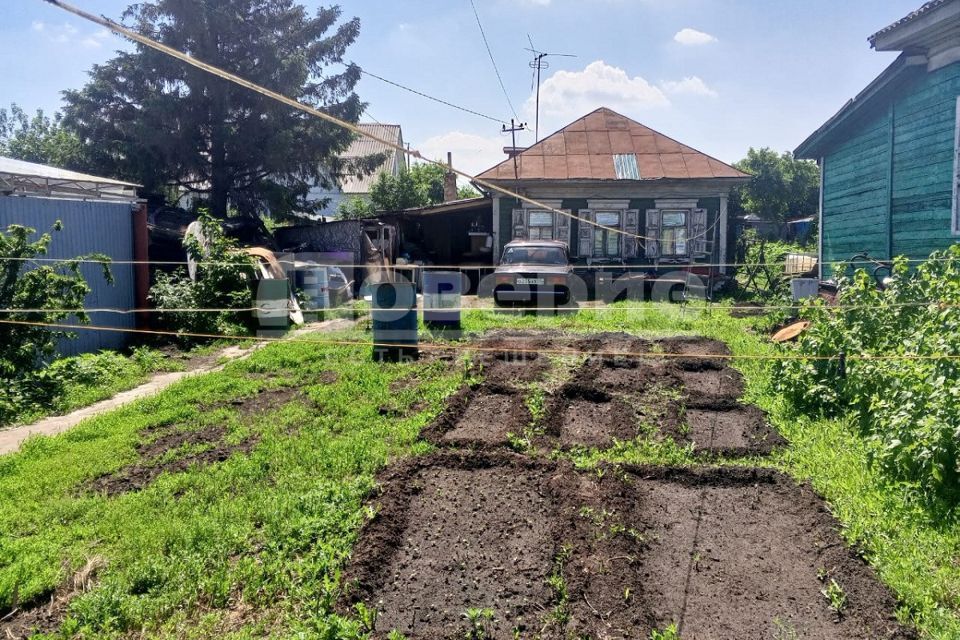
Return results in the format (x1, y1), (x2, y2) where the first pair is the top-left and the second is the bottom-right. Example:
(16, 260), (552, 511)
(62, 0), (377, 219)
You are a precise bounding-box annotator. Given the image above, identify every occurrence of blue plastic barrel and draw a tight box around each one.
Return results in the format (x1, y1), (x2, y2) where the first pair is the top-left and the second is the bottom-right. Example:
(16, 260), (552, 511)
(371, 281), (418, 362)
(422, 270), (463, 331)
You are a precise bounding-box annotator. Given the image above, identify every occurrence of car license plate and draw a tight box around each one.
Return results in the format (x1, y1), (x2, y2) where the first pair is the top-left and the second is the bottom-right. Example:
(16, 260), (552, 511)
(516, 277), (544, 285)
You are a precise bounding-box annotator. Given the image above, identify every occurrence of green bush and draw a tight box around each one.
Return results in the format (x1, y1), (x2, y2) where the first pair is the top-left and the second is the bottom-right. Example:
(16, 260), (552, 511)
(149, 213), (257, 338)
(0, 222), (111, 424)
(776, 245), (960, 504)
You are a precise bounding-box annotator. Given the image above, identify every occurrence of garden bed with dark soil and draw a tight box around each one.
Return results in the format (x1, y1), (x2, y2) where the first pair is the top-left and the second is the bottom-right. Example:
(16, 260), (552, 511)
(424, 332), (783, 456)
(340, 452), (913, 640)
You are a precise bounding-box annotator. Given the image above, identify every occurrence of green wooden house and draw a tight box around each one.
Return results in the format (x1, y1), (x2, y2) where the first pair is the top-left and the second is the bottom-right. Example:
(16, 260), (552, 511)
(795, 0), (960, 277)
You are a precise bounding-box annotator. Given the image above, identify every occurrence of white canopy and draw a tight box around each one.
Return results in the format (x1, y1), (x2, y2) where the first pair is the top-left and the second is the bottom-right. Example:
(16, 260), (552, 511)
(0, 156), (140, 201)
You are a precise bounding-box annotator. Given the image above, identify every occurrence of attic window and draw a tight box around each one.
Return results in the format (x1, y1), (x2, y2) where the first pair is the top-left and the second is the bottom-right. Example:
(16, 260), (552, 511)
(613, 154), (640, 180)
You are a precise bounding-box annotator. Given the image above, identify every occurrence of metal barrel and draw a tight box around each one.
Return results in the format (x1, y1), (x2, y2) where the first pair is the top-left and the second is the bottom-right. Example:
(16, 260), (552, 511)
(295, 263), (330, 313)
(371, 281), (419, 362)
(422, 270), (463, 332)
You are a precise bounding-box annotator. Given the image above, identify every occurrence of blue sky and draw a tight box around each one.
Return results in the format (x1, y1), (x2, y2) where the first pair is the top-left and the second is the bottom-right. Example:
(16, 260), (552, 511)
(3, 0), (921, 175)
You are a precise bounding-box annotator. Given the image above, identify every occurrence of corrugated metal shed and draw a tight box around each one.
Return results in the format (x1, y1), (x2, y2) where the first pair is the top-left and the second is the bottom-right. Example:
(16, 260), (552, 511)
(339, 124), (405, 194)
(0, 195), (136, 356)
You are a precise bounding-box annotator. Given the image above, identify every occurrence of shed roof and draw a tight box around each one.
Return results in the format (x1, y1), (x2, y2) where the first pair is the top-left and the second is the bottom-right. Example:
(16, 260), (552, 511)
(0, 156), (140, 201)
(477, 108), (749, 182)
(869, 0), (952, 44)
(339, 123), (404, 194)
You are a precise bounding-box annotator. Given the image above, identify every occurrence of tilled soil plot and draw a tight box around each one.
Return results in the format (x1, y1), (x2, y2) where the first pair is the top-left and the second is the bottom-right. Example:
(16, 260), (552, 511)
(341, 451), (563, 638)
(431, 331), (783, 456)
(341, 452), (913, 640)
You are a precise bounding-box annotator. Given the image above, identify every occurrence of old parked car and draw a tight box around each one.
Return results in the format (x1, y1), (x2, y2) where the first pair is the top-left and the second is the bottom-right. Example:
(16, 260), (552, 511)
(492, 240), (575, 307)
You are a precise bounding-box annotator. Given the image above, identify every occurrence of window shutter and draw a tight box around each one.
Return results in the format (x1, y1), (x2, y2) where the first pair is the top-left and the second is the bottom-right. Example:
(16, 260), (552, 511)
(690, 208), (708, 256)
(644, 209), (661, 259)
(623, 209), (640, 259)
(556, 209), (572, 249)
(577, 210), (594, 257)
(512, 208), (526, 240)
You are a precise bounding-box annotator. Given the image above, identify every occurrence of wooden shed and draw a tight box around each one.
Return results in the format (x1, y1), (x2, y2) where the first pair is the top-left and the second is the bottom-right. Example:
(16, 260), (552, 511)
(795, 0), (960, 277)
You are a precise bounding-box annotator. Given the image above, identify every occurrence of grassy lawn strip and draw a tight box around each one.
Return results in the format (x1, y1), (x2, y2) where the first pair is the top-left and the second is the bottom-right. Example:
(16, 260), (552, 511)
(2, 348), (182, 429)
(0, 329), (466, 638)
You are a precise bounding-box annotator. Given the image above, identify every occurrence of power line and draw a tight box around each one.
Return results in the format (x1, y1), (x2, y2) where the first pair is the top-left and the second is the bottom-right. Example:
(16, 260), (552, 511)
(350, 63), (507, 125)
(38, 0), (647, 244)
(468, 0), (520, 123)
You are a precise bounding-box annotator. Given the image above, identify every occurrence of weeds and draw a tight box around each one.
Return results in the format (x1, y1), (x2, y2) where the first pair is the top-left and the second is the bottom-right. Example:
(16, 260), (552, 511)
(772, 617), (799, 640)
(544, 545), (572, 628)
(821, 579), (847, 619)
(463, 607), (495, 640)
(650, 622), (680, 639)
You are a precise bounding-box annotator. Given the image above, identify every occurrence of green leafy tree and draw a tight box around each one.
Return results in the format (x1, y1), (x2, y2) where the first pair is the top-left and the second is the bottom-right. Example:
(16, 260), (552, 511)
(62, 0), (374, 220)
(457, 185), (481, 199)
(731, 148), (820, 221)
(368, 162), (457, 212)
(0, 104), (86, 170)
(0, 223), (111, 422)
(337, 195), (375, 220)
(369, 169), (421, 211)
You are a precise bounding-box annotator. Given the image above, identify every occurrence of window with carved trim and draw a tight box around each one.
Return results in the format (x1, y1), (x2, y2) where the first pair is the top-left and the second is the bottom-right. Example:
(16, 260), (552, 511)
(593, 211), (621, 257)
(660, 210), (689, 255)
(527, 210), (554, 240)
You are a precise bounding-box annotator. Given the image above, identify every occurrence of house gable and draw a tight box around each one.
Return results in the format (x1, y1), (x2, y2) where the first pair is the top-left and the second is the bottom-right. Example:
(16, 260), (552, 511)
(477, 108), (748, 182)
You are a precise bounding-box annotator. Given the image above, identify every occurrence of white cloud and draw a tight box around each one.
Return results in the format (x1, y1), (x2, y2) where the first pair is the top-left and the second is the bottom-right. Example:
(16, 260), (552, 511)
(523, 60), (670, 126)
(418, 131), (508, 177)
(660, 76), (718, 97)
(673, 28), (717, 45)
(31, 21), (106, 47)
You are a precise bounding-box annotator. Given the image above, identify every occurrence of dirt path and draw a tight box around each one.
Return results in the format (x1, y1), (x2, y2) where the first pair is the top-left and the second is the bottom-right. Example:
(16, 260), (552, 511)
(0, 318), (354, 456)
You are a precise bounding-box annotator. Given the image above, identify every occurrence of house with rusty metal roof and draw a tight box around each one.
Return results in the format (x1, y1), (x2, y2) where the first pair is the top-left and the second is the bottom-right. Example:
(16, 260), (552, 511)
(308, 122), (407, 216)
(476, 107), (750, 273)
(795, 0), (960, 277)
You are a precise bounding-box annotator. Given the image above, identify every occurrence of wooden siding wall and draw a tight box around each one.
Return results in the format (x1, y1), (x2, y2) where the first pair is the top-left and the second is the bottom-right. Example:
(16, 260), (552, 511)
(494, 195), (721, 262)
(821, 62), (960, 275)
(0, 195), (136, 356)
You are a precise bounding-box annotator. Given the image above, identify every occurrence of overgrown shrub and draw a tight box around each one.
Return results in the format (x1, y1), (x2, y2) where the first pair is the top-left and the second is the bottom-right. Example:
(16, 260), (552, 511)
(0, 222), (111, 424)
(149, 213), (257, 337)
(776, 245), (960, 504)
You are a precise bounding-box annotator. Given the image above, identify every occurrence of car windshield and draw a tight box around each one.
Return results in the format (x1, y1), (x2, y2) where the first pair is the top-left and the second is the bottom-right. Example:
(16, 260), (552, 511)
(501, 246), (567, 265)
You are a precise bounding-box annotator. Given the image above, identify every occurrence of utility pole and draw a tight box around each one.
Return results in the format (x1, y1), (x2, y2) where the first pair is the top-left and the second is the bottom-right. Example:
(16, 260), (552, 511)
(526, 36), (576, 143)
(502, 119), (527, 179)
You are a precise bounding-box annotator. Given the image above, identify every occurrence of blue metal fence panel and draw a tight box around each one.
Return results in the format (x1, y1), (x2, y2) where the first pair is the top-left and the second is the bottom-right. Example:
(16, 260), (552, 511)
(0, 195), (136, 356)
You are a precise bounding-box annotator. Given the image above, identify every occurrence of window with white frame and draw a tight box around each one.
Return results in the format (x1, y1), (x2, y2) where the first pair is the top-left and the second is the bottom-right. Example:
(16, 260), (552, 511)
(527, 210), (555, 240)
(592, 211), (622, 257)
(953, 96), (959, 235)
(660, 210), (689, 255)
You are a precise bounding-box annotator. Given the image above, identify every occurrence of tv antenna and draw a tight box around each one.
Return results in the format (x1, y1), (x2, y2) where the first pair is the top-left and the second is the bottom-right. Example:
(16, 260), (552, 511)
(526, 35), (576, 142)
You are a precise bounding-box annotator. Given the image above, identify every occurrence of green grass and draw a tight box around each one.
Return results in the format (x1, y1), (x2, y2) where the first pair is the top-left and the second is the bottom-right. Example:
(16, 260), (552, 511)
(0, 329), (464, 638)
(2, 347), (185, 429)
(3, 303), (960, 638)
